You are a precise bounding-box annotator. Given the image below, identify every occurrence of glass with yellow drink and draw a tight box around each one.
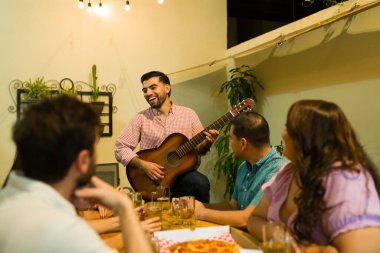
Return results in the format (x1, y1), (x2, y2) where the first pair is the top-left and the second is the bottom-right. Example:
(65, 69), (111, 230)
(178, 196), (195, 229)
(145, 202), (162, 220)
(157, 186), (171, 211)
(262, 221), (287, 253)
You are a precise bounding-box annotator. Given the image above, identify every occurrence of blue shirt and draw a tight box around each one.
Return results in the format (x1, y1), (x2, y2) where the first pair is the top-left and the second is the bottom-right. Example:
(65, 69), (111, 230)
(232, 147), (288, 210)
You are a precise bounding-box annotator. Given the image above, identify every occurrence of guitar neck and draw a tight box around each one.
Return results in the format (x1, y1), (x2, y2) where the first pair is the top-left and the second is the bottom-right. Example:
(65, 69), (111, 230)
(176, 111), (235, 157)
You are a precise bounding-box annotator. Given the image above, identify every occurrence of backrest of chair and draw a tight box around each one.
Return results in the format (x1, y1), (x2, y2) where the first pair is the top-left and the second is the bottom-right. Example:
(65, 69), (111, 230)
(95, 163), (119, 187)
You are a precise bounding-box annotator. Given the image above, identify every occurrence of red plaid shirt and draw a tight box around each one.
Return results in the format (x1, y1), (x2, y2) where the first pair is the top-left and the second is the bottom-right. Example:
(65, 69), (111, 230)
(115, 104), (204, 166)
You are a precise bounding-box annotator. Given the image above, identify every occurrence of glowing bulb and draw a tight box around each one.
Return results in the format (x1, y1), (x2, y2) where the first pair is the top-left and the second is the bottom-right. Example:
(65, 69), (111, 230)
(87, 2), (92, 13)
(78, 0), (84, 9)
(157, 0), (164, 4)
(125, 1), (131, 11)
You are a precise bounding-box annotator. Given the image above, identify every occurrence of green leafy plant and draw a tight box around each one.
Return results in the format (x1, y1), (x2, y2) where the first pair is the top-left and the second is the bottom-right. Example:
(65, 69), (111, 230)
(214, 65), (264, 197)
(24, 77), (50, 100)
(91, 64), (99, 102)
(59, 88), (77, 97)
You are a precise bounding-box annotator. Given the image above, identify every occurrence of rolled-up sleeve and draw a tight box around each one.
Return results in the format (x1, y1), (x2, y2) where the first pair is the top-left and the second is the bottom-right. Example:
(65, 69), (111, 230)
(114, 114), (142, 167)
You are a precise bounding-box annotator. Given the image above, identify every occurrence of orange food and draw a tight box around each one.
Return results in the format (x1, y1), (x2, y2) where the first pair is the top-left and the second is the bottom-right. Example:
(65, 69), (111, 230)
(169, 239), (239, 253)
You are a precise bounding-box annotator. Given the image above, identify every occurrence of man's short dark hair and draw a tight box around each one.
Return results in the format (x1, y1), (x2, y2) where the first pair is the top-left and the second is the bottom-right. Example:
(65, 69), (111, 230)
(12, 95), (100, 184)
(141, 71), (171, 96)
(231, 111), (270, 148)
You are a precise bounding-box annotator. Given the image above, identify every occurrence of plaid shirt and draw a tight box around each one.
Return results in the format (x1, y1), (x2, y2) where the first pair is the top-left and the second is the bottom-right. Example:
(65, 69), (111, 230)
(115, 104), (204, 166)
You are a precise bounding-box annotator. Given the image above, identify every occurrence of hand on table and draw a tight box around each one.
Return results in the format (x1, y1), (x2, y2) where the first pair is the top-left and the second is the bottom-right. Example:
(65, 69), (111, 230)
(141, 217), (162, 234)
(194, 200), (206, 219)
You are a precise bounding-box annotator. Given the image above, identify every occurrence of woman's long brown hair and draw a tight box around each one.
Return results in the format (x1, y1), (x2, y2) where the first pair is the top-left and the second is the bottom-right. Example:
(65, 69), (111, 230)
(285, 100), (380, 243)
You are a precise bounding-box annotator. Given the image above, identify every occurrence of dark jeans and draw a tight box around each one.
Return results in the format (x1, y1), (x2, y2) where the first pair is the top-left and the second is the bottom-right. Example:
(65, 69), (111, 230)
(171, 170), (210, 203)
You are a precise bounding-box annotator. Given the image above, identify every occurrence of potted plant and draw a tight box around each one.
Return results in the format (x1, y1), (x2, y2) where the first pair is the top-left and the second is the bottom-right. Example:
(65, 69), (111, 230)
(213, 65), (264, 197)
(59, 78), (77, 97)
(89, 64), (105, 114)
(24, 77), (50, 102)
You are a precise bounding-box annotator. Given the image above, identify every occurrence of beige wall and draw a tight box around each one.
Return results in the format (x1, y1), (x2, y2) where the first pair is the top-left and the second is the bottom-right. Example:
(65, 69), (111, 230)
(0, 0), (227, 201)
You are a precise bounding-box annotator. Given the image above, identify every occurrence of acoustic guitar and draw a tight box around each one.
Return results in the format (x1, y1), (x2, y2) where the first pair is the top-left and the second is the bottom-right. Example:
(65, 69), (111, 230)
(126, 98), (256, 200)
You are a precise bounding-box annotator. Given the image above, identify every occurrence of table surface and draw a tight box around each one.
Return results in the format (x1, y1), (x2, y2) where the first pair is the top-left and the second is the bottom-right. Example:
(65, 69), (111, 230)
(96, 209), (260, 252)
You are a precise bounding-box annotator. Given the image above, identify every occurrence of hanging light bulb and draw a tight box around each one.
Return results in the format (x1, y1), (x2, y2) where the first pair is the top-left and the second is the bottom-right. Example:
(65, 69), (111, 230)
(78, 0), (84, 9)
(87, 1), (92, 13)
(157, 0), (164, 4)
(99, 1), (102, 8)
(125, 1), (131, 11)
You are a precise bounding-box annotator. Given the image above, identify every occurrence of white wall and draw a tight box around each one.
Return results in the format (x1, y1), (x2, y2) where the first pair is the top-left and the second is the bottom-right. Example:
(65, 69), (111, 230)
(0, 0), (227, 198)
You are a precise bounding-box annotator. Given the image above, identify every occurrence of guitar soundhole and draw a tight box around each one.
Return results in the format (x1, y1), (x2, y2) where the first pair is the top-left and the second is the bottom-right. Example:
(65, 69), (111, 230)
(166, 151), (181, 167)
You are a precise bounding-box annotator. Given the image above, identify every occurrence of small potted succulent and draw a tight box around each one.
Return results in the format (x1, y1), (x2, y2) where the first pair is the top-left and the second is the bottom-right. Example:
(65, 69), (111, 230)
(24, 77), (50, 102)
(89, 64), (104, 114)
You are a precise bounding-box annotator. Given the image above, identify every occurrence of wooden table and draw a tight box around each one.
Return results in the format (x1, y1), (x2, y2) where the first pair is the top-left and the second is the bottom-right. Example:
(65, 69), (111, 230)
(98, 209), (260, 252)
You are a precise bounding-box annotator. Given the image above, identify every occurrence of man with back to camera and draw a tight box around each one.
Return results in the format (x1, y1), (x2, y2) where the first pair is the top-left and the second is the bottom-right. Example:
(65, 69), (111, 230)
(194, 111), (288, 229)
(115, 71), (219, 203)
(0, 95), (153, 253)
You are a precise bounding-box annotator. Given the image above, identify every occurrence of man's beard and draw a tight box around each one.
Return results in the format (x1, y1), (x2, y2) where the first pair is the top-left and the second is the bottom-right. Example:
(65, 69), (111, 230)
(76, 156), (96, 189)
(148, 93), (167, 108)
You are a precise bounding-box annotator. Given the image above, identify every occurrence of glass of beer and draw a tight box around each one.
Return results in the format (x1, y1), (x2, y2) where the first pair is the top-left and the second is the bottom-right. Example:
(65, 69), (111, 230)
(133, 192), (143, 208)
(178, 196), (195, 229)
(157, 186), (171, 211)
(262, 221), (286, 253)
(145, 202), (162, 220)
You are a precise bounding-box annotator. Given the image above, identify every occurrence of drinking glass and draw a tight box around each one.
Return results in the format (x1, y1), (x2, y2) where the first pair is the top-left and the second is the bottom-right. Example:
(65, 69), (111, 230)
(145, 201), (162, 220)
(262, 221), (287, 253)
(157, 186), (171, 211)
(133, 192), (143, 208)
(178, 196), (195, 229)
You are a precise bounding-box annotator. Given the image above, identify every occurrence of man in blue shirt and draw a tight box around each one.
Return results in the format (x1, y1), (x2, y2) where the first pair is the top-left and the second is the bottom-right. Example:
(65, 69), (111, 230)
(194, 111), (287, 229)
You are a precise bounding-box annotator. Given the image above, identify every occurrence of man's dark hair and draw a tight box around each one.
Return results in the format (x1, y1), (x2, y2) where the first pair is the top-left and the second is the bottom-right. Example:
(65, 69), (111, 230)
(140, 71), (171, 96)
(12, 95), (100, 184)
(231, 111), (270, 148)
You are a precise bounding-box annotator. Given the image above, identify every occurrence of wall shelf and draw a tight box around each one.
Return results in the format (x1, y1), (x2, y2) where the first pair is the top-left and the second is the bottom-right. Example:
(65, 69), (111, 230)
(9, 78), (117, 137)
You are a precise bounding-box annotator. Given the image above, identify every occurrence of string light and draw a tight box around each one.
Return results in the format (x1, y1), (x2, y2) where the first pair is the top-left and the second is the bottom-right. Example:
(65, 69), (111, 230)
(78, 0), (84, 9)
(87, 1), (92, 13)
(77, 0), (164, 13)
(125, 1), (131, 11)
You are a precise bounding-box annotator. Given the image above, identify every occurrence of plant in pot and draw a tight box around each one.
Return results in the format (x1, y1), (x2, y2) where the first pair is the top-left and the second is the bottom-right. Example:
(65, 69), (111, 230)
(89, 64), (105, 135)
(24, 77), (50, 102)
(59, 78), (78, 97)
(89, 64), (104, 114)
(213, 65), (264, 197)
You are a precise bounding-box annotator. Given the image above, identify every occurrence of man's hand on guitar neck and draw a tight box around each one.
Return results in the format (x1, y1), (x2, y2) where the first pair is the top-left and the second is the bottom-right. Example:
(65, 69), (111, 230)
(197, 129), (220, 155)
(130, 157), (165, 181)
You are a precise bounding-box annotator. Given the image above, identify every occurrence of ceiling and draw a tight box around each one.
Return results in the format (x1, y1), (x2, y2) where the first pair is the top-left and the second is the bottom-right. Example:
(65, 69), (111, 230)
(227, 0), (329, 23)
(226, 0), (331, 47)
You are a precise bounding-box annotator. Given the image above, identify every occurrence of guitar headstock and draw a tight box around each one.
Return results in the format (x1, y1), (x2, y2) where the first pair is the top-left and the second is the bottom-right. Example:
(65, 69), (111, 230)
(230, 98), (256, 117)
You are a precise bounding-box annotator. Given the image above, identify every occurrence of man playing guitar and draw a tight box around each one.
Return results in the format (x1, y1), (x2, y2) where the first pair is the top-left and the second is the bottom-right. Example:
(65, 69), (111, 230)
(115, 71), (219, 203)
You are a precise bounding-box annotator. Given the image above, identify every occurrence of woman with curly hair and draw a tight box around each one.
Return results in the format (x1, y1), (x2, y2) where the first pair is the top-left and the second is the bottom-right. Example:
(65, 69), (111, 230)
(247, 100), (380, 253)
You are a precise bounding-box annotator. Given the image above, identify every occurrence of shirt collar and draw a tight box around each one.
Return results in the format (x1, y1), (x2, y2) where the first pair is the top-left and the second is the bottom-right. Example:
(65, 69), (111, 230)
(248, 147), (278, 171)
(150, 102), (176, 116)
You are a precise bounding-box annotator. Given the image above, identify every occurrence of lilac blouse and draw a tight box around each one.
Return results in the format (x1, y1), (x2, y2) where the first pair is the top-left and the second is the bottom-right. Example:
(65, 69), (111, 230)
(263, 162), (380, 244)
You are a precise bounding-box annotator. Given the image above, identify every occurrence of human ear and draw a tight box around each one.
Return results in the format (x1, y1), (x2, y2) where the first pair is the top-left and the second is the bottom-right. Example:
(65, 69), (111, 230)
(240, 138), (248, 150)
(77, 150), (90, 174)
